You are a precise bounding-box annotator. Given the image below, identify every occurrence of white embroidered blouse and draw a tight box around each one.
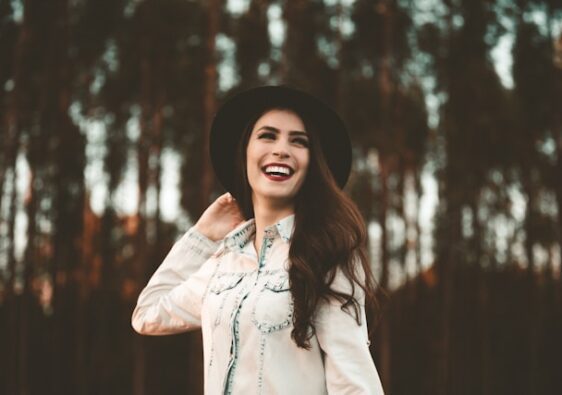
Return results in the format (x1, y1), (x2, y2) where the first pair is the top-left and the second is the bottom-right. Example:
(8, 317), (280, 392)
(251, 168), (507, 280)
(131, 214), (385, 394)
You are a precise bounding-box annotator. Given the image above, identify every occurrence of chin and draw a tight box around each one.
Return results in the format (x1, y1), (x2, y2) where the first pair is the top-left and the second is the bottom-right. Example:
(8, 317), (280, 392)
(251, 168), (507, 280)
(259, 191), (297, 204)
(265, 192), (295, 200)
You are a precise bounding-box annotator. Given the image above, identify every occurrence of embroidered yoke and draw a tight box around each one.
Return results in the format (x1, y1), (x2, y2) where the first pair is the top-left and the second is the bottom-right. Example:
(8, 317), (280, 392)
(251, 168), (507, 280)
(131, 214), (385, 394)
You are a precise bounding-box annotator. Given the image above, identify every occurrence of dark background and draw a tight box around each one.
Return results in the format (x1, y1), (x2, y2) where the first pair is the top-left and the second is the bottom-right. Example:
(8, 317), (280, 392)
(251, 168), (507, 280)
(1, 0), (562, 394)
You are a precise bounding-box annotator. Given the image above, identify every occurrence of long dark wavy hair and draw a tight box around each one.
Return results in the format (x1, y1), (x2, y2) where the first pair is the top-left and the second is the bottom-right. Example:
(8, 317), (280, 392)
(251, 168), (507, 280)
(232, 105), (380, 349)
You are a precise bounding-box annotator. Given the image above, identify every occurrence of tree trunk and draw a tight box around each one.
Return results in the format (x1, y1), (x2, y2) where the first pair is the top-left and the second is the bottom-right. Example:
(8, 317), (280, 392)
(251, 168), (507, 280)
(556, 137), (562, 286)
(521, 166), (536, 274)
(144, 97), (163, 249)
(437, 205), (460, 394)
(377, 155), (391, 391)
(46, 0), (87, 392)
(152, 102), (164, 245)
(2, 0), (30, 293)
(414, 172), (423, 274)
(132, 55), (152, 395)
(477, 265), (491, 395)
(375, 1), (395, 389)
(470, 199), (483, 268)
(4, 176), (18, 395)
(2, 2), (31, 394)
(20, 166), (38, 395)
(200, 0), (219, 215)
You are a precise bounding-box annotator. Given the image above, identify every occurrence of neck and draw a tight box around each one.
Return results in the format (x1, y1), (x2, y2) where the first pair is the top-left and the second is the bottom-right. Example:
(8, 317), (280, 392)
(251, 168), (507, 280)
(251, 195), (294, 252)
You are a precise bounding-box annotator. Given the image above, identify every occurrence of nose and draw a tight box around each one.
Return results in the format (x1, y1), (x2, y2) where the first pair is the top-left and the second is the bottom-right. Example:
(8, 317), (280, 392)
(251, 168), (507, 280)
(272, 138), (290, 158)
(273, 149), (289, 158)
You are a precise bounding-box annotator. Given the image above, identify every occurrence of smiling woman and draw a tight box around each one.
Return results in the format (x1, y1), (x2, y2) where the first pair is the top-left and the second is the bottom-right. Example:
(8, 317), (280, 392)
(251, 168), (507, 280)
(131, 85), (385, 394)
(245, 109), (310, 224)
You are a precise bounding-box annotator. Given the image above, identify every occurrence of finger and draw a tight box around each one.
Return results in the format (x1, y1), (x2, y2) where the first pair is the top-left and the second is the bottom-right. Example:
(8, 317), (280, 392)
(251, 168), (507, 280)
(219, 192), (231, 203)
(226, 193), (237, 204)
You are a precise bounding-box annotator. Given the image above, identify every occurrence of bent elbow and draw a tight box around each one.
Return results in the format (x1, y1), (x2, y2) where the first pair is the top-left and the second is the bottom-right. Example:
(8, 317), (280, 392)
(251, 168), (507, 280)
(130, 305), (198, 335)
(131, 306), (151, 335)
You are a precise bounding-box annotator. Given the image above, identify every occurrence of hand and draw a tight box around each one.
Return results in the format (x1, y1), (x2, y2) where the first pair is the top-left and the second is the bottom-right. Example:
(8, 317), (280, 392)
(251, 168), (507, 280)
(194, 192), (246, 241)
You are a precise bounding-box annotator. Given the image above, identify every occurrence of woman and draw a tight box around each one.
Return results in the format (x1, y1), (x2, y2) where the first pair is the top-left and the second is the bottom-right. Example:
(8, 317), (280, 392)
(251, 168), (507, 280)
(132, 86), (385, 394)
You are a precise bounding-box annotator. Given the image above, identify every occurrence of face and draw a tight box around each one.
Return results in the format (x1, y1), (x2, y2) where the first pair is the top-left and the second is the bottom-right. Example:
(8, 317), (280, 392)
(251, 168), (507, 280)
(246, 109), (310, 208)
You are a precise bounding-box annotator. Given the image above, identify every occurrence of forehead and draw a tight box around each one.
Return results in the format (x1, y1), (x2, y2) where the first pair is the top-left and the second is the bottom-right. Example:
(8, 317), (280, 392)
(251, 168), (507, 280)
(252, 108), (306, 132)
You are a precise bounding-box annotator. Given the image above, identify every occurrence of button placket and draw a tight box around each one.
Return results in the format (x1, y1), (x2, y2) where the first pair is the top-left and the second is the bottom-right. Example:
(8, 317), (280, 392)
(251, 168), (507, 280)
(223, 284), (247, 394)
(223, 231), (274, 394)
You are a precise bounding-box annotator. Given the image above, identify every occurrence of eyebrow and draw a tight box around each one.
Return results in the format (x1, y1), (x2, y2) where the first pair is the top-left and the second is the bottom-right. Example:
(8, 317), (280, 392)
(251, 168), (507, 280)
(257, 125), (308, 137)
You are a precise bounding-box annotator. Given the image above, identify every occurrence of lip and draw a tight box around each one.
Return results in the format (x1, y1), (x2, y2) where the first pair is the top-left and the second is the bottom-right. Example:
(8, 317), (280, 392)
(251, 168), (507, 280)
(261, 162), (295, 175)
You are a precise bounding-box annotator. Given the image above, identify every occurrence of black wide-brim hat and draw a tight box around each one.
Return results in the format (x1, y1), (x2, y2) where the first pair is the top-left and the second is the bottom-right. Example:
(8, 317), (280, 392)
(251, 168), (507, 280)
(209, 85), (352, 194)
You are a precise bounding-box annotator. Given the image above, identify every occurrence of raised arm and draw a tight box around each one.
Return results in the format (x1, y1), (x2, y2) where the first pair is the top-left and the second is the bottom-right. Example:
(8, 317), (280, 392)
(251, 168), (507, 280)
(131, 227), (220, 335)
(131, 192), (245, 335)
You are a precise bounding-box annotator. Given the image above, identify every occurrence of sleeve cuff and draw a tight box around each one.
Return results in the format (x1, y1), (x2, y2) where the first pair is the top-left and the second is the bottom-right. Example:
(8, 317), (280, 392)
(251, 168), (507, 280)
(180, 227), (221, 258)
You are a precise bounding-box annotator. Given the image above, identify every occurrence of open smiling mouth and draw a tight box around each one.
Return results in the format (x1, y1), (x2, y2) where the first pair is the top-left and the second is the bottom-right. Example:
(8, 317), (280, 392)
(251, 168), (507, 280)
(261, 165), (294, 182)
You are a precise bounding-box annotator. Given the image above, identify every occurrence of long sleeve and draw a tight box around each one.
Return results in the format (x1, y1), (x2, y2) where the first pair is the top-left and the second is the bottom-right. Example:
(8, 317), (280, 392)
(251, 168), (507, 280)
(315, 268), (385, 395)
(131, 226), (220, 335)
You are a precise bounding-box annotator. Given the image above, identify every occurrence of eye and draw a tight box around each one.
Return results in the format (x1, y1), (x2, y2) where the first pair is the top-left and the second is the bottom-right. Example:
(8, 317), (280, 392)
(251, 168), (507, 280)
(258, 132), (276, 140)
(293, 137), (309, 147)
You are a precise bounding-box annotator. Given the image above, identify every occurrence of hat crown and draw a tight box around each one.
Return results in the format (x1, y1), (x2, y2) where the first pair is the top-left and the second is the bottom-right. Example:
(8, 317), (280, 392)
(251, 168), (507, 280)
(209, 85), (351, 194)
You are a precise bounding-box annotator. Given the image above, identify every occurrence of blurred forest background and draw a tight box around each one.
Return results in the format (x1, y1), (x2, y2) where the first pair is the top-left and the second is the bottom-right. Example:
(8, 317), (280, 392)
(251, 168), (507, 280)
(1, 0), (561, 394)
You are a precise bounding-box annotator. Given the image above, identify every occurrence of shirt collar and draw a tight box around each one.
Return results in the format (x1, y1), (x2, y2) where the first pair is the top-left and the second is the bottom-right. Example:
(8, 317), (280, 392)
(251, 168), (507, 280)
(274, 213), (295, 243)
(222, 218), (256, 252)
(221, 214), (295, 252)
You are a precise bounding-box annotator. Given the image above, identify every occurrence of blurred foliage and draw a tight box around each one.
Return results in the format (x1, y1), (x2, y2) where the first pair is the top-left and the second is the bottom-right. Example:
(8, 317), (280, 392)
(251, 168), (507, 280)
(0, 0), (561, 394)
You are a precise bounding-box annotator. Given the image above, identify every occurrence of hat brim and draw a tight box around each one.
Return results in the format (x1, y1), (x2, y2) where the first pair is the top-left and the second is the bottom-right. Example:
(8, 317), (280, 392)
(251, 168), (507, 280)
(209, 85), (351, 194)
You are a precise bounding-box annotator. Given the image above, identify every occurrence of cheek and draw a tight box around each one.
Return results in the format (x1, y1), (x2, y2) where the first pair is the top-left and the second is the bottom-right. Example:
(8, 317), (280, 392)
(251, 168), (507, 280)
(245, 142), (261, 183)
(299, 152), (310, 176)
(245, 142), (255, 168)
(246, 164), (260, 184)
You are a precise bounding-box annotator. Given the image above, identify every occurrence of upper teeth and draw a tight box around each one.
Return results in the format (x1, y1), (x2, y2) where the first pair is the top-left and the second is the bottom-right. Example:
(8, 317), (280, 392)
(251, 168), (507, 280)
(265, 165), (291, 175)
